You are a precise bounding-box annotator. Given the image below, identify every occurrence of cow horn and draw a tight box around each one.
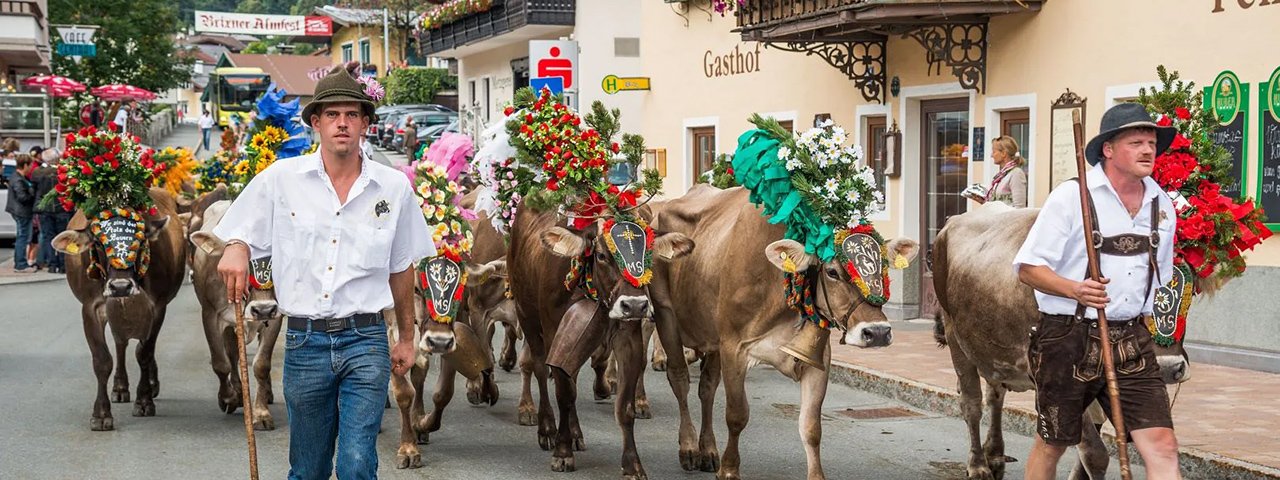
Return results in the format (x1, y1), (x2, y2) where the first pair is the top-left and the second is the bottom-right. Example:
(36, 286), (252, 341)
(779, 321), (829, 371)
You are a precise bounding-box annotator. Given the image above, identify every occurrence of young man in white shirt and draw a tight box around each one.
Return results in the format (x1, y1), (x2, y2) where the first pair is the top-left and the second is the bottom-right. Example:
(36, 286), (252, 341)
(1013, 103), (1181, 479)
(215, 65), (432, 479)
(111, 100), (134, 134)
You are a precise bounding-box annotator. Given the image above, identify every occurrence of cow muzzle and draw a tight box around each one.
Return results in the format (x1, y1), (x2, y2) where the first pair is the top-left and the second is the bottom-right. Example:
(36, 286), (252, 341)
(845, 321), (892, 348)
(1157, 354), (1191, 384)
(247, 301), (279, 321)
(105, 278), (139, 298)
(609, 295), (652, 320)
(420, 327), (457, 354)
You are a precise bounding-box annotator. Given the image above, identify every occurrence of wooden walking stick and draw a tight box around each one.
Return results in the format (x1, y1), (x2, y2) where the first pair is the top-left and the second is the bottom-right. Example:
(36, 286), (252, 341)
(1071, 109), (1133, 480)
(232, 297), (261, 480)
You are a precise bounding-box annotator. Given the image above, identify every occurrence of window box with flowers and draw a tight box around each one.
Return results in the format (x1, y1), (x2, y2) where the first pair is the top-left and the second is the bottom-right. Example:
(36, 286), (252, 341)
(421, 0), (497, 30)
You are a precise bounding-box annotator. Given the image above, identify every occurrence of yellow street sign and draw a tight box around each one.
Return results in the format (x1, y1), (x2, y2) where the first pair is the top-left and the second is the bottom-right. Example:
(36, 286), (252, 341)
(602, 75), (651, 95)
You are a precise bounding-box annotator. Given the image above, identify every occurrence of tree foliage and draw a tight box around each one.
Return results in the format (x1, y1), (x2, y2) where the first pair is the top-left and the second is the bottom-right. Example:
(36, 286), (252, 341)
(384, 68), (457, 106)
(49, 0), (194, 93)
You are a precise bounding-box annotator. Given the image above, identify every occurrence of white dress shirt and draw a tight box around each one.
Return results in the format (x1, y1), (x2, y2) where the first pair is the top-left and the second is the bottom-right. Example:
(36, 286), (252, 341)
(214, 150), (434, 319)
(1012, 166), (1176, 320)
(113, 108), (129, 130)
(199, 114), (215, 129)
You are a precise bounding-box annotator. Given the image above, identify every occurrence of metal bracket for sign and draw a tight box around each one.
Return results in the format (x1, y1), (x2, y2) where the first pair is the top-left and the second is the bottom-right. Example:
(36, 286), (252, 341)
(905, 22), (988, 93)
(764, 40), (887, 104)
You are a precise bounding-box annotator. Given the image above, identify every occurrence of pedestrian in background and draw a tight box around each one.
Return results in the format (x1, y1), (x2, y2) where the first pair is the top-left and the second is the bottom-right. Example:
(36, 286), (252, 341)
(5, 154), (37, 273)
(32, 148), (68, 274)
(198, 109), (215, 153)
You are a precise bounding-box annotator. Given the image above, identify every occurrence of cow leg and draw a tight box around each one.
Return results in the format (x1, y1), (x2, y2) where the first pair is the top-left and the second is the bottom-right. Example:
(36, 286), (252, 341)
(649, 323), (668, 371)
(549, 365), (578, 472)
(696, 351), (723, 472)
(251, 318), (283, 430)
(499, 322), (519, 372)
(948, 328), (994, 480)
(633, 353), (651, 420)
(221, 327), (244, 413)
(145, 305), (166, 398)
(592, 342), (613, 400)
(982, 381), (1009, 480)
(1069, 407), (1109, 480)
(84, 304), (115, 431)
(409, 360), (430, 444)
(517, 343), (538, 426)
(718, 348), (750, 480)
(422, 357), (457, 436)
(390, 358), (423, 469)
(202, 311), (235, 414)
(111, 336), (130, 404)
(534, 351), (558, 451)
(132, 325), (160, 418)
(654, 310), (699, 471)
(798, 360), (831, 480)
(613, 320), (647, 479)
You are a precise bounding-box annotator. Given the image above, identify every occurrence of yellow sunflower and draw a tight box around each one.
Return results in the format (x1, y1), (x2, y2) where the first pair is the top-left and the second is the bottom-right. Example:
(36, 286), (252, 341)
(233, 160), (250, 175)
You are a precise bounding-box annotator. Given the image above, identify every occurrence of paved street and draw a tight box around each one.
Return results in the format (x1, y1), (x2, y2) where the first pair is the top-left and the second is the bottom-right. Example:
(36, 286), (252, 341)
(0, 276), (1131, 479)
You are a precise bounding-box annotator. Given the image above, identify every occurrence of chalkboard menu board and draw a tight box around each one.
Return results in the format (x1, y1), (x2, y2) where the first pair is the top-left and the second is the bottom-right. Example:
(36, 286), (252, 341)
(1257, 67), (1280, 232)
(1205, 70), (1250, 199)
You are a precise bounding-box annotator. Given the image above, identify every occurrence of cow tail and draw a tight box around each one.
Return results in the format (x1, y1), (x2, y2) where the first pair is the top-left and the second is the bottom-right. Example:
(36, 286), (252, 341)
(934, 312), (948, 348)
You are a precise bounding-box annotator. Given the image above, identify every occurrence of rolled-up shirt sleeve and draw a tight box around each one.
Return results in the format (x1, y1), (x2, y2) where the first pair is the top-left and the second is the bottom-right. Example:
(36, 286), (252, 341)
(212, 169), (274, 253)
(1012, 184), (1076, 275)
(390, 182), (434, 273)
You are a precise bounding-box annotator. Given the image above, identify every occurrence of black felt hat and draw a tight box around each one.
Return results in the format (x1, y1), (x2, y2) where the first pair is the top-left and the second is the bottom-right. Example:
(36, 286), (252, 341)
(301, 62), (378, 127)
(1085, 103), (1176, 166)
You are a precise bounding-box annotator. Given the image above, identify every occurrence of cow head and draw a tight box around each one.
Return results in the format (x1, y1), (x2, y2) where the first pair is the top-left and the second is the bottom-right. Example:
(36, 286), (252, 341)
(415, 258), (506, 354)
(54, 208), (169, 298)
(1148, 265), (1194, 384)
(189, 231), (280, 322)
(464, 259), (511, 327)
(542, 217), (694, 321)
(765, 230), (919, 348)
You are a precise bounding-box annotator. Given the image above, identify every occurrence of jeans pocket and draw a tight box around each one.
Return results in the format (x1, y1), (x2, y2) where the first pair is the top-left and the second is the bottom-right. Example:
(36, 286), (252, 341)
(351, 324), (387, 340)
(1074, 331), (1103, 383)
(284, 331), (310, 350)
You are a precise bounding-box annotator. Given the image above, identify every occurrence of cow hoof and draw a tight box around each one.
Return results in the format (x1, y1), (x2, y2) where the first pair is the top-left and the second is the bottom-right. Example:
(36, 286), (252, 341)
(417, 430), (431, 445)
(518, 408), (538, 426)
(651, 358), (667, 371)
(91, 416), (114, 431)
(679, 449), (698, 471)
(467, 388), (484, 406)
(622, 471), (648, 480)
(573, 437), (587, 451)
(132, 399), (155, 417)
(698, 451), (720, 472)
(538, 432), (556, 451)
(219, 398), (241, 415)
(966, 466), (995, 480)
(551, 456), (576, 472)
(253, 415), (275, 431)
(112, 390), (130, 404)
(634, 400), (652, 419)
(396, 449), (423, 469)
(715, 470), (741, 480)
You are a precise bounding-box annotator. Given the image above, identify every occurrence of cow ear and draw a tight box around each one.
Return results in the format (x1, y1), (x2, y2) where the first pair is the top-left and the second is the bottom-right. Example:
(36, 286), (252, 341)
(764, 239), (815, 273)
(653, 232), (695, 261)
(541, 227), (587, 258)
(886, 237), (920, 269)
(146, 216), (170, 241)
(53, 231), (92, 255)
(189, 231), (226, 256)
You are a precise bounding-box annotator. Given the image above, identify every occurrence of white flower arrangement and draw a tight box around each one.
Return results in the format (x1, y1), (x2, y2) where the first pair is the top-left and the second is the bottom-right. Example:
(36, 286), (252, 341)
(768, 119), (885, 228)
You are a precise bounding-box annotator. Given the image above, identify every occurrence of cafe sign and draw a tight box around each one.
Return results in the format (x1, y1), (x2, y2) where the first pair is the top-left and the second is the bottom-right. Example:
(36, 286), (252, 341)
(1210, 70), (1243, 126)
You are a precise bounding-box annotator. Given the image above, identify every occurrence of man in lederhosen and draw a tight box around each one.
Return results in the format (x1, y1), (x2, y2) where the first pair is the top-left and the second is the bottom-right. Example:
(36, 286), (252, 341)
(1013, 103), (1181, 479)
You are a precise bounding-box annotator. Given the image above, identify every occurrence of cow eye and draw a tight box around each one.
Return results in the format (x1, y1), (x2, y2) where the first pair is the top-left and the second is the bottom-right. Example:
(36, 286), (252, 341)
(825, 267), (841, 279)
(596, 251), (609, 262)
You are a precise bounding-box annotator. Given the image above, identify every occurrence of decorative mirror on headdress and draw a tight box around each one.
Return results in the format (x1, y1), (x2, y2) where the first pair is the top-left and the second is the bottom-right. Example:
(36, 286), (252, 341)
(249, 256), (274, 290)
(603, 217), (654, 287)
(1149, 265), (1192, 346)
(425, 256), (464, 323)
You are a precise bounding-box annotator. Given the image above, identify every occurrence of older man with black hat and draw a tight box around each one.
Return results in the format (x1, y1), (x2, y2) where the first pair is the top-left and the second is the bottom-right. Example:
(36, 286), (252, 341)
(214, 63), (433, 479)
(1013, 102), (1181, 479)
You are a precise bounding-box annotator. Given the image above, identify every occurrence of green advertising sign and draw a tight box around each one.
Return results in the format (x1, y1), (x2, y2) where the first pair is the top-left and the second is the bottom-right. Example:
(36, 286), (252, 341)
(1210, 70), (1244, 126)
(1256, 66), (1280, 232)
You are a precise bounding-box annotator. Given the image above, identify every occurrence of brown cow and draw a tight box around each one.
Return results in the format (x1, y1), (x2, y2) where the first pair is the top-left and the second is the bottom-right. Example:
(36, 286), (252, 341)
(932, 202), (1191, 480)
(386, 259), (508, 469)
(52, 188), (187, 431)
(650, 185), (918, 480)
(508, 204), (694, 479)
(188, 200), (283, 430)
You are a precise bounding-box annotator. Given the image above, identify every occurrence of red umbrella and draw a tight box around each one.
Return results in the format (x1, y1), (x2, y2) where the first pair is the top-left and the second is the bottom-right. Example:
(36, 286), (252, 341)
(43, 85), (79, 98)
(22, 74), (87, 93)
(91, 84), (157, 102)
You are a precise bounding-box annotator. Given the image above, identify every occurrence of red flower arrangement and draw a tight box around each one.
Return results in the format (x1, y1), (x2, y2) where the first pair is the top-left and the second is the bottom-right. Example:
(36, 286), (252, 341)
(43, 126), (163, 215)
(1139, 67), (1271, 289)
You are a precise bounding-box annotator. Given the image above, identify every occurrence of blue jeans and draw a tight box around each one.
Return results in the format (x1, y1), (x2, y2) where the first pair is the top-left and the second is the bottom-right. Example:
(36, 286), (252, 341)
(38, 213), (69, 270)
(11, 215), (31, 269)
(201, 128), (211, 151)
(283, 322), (390, 480)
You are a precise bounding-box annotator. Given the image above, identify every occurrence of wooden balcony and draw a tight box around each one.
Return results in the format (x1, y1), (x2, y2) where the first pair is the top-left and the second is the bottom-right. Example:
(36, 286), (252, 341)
(734, 0), (1044, 102)
(417, 0), (575, 57)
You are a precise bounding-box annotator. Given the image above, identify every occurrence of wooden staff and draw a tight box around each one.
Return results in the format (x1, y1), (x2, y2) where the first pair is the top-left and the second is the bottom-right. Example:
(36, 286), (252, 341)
(232, 298), (261, 480)
(1070, 109), (1132, 480)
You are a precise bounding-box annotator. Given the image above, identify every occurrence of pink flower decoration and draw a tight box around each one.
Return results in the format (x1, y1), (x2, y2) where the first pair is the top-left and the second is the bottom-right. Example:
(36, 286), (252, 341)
(356, 76), (385, 102)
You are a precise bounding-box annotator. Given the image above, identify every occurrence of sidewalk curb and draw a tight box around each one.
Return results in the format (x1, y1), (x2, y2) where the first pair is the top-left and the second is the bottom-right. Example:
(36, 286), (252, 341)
(829, 359), (1280, 480)
(0, 273), (65, 286)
